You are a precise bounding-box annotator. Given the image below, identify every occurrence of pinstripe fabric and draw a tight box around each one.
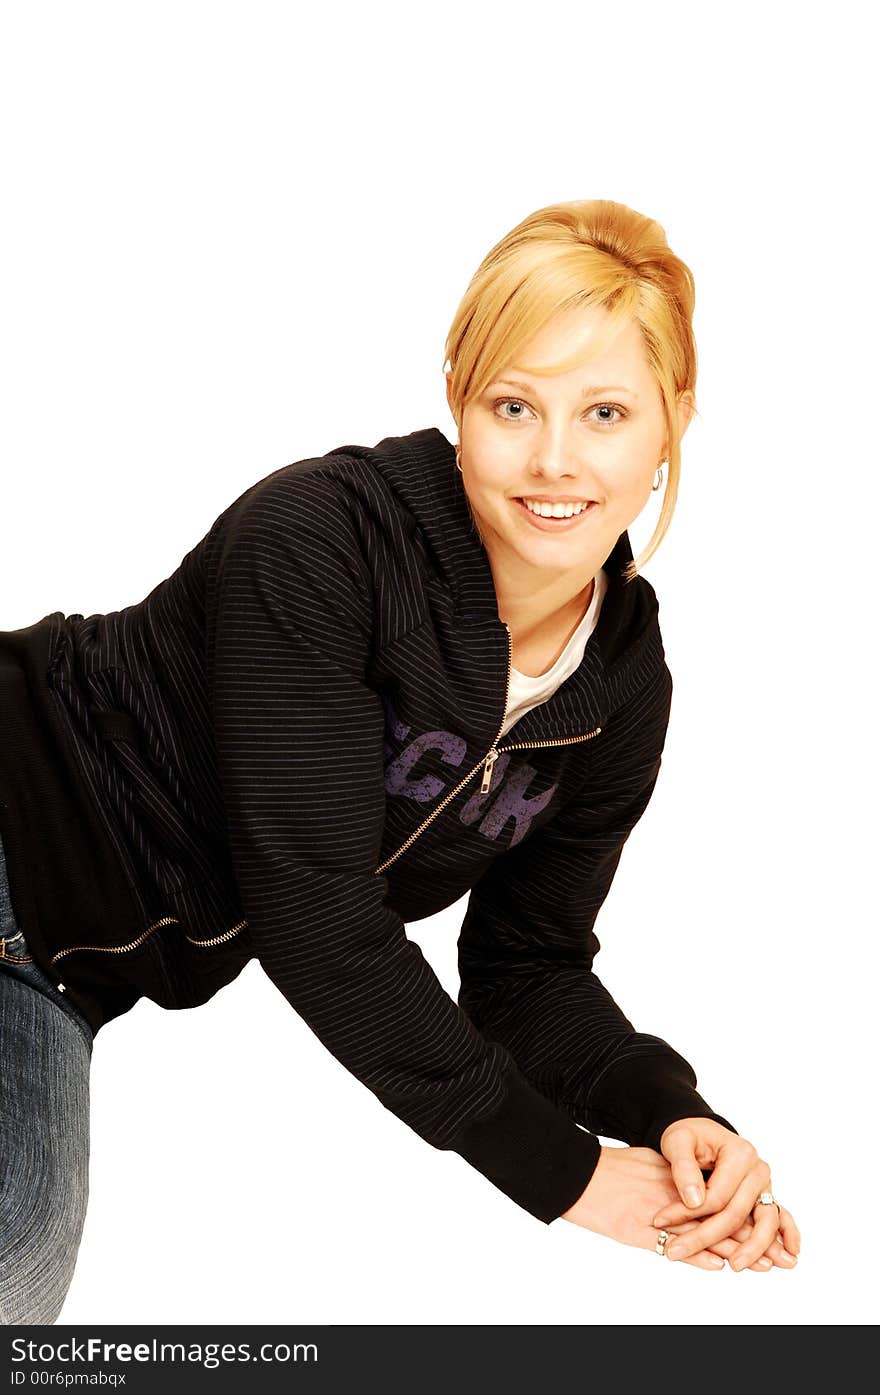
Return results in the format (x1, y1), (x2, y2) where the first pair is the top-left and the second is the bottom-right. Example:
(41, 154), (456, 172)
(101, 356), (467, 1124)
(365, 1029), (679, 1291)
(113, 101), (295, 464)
(0, 426), (735, 1223)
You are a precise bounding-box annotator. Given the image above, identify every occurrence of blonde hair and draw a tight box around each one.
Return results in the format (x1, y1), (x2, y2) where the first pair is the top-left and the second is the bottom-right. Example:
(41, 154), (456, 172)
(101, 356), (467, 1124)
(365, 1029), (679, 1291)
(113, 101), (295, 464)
(443, 198), (699, 582)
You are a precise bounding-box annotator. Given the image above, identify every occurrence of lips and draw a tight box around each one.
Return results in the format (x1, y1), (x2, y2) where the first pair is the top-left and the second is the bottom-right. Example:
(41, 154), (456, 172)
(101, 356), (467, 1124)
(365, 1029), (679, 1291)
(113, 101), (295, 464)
(517, 498), (596, 506)
(512, 496), (599, 531)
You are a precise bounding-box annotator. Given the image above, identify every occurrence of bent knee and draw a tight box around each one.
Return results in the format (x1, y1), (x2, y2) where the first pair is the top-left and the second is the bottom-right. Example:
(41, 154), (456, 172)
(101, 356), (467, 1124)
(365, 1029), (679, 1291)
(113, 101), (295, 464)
(0, 1161), (90, 1324)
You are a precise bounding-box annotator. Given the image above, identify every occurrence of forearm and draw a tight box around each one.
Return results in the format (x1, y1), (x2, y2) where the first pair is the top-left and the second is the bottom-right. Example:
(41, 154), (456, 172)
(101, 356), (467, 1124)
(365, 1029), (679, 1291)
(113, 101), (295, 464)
(459, 965), (737, 1149)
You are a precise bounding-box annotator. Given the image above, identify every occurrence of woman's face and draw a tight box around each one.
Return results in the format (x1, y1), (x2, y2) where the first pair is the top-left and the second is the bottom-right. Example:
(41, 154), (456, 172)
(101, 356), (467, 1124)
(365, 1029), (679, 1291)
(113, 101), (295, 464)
(449, 306), (693, 583)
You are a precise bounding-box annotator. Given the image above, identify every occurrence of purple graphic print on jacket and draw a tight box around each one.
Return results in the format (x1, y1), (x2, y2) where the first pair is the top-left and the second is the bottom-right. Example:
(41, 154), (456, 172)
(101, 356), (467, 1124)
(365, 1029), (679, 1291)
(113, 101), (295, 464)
(381, 695), (557, 848)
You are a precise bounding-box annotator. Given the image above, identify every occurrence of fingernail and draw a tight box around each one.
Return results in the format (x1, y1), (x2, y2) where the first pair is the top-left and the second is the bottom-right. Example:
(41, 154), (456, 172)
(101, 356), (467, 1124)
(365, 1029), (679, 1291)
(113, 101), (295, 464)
(731, 1256), (747, 1271)
(666, 1244), (684, 1260)
(757, 1257), (772, 1269)
(653, 1215), (669, 1227)
(684, 1185), (702, 1207)
(708, 1255), (725, 1268)
(779, 1251), (797, 1266)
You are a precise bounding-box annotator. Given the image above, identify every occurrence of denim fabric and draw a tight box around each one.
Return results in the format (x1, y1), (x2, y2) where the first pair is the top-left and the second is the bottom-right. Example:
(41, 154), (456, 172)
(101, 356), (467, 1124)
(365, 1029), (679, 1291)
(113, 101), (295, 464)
(0, 829), (94, 1324)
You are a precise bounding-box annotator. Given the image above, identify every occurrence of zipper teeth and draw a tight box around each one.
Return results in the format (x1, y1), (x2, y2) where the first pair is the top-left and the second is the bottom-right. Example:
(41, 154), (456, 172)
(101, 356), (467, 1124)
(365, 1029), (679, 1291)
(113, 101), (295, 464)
(374, 621), (602, 876)
(374, 623), (514, 876)
(374, 761), (491, 875)
(499, 620), (515, 739)
(500, 730), (602, 752)
(51, 917), (178, 963)
(184, 918), (248, 948)
(51, 622), (601, 962)
(50, 915), (249, 963)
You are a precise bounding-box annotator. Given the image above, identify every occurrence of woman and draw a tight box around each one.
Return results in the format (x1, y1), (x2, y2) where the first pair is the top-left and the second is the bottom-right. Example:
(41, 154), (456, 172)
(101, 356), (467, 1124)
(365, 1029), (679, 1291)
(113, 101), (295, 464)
(0, 198), (800, 1323)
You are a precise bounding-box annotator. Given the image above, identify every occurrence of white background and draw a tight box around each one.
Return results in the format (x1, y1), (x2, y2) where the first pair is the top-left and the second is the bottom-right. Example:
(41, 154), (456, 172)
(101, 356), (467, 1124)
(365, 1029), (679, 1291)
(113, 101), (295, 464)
(2, 0), (877, 1327)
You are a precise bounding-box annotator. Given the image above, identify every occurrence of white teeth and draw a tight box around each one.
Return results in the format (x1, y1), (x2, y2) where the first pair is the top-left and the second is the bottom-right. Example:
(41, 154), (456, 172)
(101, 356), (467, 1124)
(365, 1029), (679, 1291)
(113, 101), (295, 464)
(522, 498), (592, 518)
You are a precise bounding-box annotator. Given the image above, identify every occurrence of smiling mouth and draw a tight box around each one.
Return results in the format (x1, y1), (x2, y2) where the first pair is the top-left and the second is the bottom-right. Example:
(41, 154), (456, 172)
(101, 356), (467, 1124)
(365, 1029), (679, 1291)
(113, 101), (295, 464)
(512, 497), (599, 526)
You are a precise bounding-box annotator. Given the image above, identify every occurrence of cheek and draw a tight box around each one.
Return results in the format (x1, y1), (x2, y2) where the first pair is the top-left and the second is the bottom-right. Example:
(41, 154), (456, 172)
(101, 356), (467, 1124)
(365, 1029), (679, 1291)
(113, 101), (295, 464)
(598, 442), (658, 493)
(467, 456), (514, 502)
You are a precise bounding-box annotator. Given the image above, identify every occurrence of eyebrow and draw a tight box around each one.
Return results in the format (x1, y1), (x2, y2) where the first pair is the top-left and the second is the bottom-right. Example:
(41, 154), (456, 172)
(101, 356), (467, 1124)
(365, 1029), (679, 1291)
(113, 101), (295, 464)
(493, 378), (638, 400)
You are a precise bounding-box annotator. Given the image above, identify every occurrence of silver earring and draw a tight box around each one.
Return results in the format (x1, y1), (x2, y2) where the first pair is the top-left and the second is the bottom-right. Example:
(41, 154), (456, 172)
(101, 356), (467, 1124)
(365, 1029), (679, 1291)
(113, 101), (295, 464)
(652, 462), (665, 492)
(455, 443), (463, 473)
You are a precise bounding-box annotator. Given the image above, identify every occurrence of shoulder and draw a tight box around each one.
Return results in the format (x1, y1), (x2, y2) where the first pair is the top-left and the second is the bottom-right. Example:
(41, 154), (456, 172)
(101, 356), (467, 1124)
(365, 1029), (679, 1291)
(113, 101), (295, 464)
(214, 452), (380, 550)
(598, 650), (673, 772)
(203, 454), (383, 654)
(208, 447), (401, 579)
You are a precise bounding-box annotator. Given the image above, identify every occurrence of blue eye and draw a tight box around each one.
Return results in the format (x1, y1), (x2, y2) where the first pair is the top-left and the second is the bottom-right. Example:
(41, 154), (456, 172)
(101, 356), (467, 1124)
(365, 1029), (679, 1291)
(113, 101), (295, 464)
(494, 398), (530, 420)
(592, 403), (626, 425)
(492, 397), (627, 426)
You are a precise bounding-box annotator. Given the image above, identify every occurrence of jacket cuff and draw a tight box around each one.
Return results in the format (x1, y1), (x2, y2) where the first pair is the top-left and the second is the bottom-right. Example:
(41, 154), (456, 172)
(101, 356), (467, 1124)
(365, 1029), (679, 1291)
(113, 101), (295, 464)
(583, 1049), (739, 1153)
(448, 1066), (602, 1224)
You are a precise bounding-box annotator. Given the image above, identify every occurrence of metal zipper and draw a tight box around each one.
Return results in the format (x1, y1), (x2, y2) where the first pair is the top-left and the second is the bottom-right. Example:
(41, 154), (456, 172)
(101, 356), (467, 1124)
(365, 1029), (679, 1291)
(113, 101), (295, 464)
(48, 621), (602, 980)
(374, 621), (602, 876)
(51, 915), (180, 968)
(183, 918), (249, 948)
(50, 914), (250, 991)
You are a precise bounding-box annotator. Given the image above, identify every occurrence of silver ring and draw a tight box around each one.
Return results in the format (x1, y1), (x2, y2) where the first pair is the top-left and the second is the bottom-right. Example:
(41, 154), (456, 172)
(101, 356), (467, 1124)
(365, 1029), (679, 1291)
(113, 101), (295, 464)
(655, 1228), (670, 1257)
(754, 1191), (778, 1209)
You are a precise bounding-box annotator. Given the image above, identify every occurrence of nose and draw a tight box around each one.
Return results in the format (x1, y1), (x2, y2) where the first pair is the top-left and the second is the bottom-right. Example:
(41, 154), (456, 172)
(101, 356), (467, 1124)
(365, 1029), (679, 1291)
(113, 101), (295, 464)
(524, 431), (588, 487)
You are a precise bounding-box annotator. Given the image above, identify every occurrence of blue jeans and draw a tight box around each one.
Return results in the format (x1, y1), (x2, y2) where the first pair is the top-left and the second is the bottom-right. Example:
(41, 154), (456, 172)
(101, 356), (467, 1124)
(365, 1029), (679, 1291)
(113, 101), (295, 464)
(0, 828), (94, 1324)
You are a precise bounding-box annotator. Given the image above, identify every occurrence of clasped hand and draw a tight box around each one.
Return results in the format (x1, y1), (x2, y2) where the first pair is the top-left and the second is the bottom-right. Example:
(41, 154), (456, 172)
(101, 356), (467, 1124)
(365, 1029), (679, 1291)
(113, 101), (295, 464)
(562, 1118), (801, 1273)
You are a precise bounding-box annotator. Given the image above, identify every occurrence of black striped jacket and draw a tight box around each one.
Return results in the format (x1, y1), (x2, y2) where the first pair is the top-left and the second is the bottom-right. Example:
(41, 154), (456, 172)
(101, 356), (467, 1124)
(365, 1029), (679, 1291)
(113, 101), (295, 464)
(0, 426), (735, 1223)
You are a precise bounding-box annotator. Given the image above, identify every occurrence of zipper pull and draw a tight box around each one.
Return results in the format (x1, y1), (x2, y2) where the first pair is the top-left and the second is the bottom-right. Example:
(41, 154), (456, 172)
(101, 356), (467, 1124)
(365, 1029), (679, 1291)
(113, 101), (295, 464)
(0, 938), (6, 958)
(481, 749), (499, 795)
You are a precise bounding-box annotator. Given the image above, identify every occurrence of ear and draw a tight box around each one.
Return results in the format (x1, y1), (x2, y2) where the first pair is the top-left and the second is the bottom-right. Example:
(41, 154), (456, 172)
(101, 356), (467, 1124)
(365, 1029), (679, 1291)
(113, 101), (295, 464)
(677, 391), (696, 440)
(445, 370), (455, 415)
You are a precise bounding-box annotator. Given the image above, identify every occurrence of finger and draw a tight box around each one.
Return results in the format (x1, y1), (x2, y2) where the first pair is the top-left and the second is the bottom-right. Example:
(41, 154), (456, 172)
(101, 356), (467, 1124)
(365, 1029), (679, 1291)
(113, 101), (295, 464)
(653, 1139), (756, 1227)
(712, 1241), (773, 1272)
(660, 1225), (724, 1271)
(659, 1124), (707, 1209)
(699, 1220), (797, 1271)
(655, 1174), (795, 1267)
(663, 1163), (771, 1262)
(667, 1220), (773, 1272)
(728, 1200), (786, 1272)
(778, 1206), (801, 1257)
(680, 1251), (726, 1271)
(655, 1143), (767, 1230)
(762, 1235), (798, 1268)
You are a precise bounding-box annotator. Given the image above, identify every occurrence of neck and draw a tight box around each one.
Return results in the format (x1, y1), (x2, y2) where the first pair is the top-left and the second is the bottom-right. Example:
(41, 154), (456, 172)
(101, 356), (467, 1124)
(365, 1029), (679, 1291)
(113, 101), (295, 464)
(488, 547), (597, 660)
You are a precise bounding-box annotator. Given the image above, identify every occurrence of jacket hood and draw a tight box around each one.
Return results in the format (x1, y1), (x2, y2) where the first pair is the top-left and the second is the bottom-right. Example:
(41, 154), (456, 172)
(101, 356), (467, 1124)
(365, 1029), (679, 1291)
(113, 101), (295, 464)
(332, 425), (666, 738)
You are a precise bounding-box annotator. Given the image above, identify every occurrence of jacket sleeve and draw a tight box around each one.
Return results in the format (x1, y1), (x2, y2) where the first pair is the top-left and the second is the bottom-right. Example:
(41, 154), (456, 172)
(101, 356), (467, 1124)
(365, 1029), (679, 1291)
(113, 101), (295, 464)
(457, 663), (739, 1156)
(205, 473), (601, 1225)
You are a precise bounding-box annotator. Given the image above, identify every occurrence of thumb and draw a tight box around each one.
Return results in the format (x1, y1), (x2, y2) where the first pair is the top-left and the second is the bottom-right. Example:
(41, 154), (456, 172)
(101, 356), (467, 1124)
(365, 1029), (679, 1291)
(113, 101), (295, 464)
(661, 1124), (706, 1209)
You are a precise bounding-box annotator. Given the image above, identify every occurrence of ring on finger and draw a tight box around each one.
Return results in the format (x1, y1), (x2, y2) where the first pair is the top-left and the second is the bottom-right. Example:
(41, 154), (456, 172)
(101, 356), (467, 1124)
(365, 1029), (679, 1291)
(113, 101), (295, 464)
(753, 1190), (780, 1212)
